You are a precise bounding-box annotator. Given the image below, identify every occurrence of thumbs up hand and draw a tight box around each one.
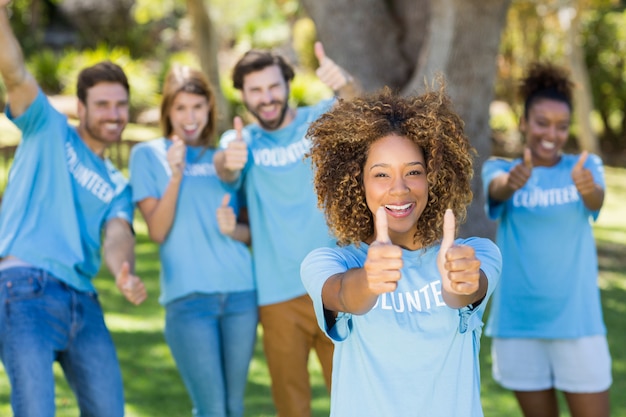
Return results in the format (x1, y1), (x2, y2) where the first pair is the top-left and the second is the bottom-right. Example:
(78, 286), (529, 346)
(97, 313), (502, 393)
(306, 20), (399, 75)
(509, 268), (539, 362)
(363, 207), (403, 295)
(223, 116), (248, 173)
(167, 135), (186, 178)
(571, 151), (595, 197)
(437, 209), (481, 301)
(115, 261), (148, 306)
(314, 41), (353, 92)
(216, 193), (237, 237)
(506, 147), (533, 191)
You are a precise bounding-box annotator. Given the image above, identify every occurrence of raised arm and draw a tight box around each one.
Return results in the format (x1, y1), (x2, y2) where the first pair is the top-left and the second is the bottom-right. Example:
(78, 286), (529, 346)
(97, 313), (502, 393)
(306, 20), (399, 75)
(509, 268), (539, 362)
(214, 116), (248, 183)
(103, 218), (147, 305)
(0, 1), (39, 117)
(314, 42), (360, 100)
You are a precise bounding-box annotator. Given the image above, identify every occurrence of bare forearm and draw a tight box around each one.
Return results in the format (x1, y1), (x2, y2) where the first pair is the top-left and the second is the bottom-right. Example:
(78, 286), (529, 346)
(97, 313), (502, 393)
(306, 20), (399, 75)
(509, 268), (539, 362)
(488, 175), (516, 202)
(0, 7), (25, 85)
(0, 5), (38, 114)
(322, 270), (379, 315)
(581, 184), (604, 211)
(103, 219), (135, 276)
(229, 223), (251, 245)
(141, 177), (182, 243)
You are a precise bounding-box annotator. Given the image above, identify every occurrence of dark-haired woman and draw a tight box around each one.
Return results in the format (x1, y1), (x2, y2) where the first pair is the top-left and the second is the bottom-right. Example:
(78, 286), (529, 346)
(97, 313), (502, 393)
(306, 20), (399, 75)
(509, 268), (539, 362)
(482, 62), (611, 417)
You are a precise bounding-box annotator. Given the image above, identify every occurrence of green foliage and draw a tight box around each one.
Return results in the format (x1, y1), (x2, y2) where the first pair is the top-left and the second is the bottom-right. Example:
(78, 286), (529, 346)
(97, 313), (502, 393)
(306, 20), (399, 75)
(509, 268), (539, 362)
(3, 0), (49, 57)
(133, 0), (182, 24)
(582, 6), (626, 153)
(26, 49), (62, 94)
(490, 103), (518, 134)
(157, 50), (202, 95)
(211, 0), (302, 49)
(292, 17), (318, 71)
(57, 45), (160, 118)
(238, 16), (291, 50)
(289, 72), (333, 107)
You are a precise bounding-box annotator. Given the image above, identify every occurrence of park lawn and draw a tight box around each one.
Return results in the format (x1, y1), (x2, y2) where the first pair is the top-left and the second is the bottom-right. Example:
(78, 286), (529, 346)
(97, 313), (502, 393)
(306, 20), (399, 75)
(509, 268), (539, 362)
(0, 166), (624, 416)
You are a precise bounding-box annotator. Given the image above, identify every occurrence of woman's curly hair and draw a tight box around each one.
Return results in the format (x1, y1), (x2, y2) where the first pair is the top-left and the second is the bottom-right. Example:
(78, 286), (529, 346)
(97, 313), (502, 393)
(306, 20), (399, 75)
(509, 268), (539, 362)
(306, 82), (475, 248)
(520, 62), (574, 119)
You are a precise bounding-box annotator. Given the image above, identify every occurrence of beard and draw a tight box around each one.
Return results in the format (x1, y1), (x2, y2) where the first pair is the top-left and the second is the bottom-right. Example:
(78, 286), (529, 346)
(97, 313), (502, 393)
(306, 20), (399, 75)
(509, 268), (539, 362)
(82, 110), (125, 145)
(244, 93), (290, 131)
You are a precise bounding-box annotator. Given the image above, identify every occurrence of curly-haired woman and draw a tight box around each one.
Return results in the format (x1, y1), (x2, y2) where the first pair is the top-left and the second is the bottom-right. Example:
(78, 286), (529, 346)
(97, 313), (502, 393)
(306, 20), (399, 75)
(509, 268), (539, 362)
(300, 85), (502, 417)
(482, 62), (611, 417)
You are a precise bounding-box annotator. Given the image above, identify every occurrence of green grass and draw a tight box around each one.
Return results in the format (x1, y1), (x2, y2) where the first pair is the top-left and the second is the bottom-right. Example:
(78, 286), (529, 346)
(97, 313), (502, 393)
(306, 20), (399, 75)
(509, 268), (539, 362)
(0, 167), (624, 416)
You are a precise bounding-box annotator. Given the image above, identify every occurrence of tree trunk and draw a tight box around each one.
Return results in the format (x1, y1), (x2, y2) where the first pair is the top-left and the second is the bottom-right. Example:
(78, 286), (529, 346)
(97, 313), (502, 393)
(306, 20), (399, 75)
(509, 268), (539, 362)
(301, 0), (512, 239)
(186, 0), (230, 136)
(565, 4), (600, 155)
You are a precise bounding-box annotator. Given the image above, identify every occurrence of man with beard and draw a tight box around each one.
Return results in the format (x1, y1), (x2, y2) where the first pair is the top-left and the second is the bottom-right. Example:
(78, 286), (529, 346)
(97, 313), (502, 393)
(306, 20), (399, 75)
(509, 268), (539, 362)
(214, 42), (358, 417)
(0, 2), (147, 416)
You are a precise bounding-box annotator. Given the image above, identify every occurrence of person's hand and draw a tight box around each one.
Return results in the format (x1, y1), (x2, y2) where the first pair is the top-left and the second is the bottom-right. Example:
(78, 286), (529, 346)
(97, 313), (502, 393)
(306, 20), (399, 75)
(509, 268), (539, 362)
(571, 151), (595, 197)
(115, 262), (148, 305)
(437, 209), (481, 296)
(167, 135), (186, 178)
(506, 147), (533, 191)
(223, 116), (248, 173)
(216, 193), (236, 237)
(0, 0), (11, 9)
(363, 207), (403, 295)
(314, 42), (353, 92)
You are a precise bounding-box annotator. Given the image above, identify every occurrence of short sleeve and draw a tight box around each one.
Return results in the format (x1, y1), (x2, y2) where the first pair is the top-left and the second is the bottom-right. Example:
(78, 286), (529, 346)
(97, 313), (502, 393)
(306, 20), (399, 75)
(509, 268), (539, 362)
(481, 157), (514, 220)
(7, 89), (62, 144)
(301, 247), (353, 341)
(129, 144), (161, 203)
(105, 183), (134, 225)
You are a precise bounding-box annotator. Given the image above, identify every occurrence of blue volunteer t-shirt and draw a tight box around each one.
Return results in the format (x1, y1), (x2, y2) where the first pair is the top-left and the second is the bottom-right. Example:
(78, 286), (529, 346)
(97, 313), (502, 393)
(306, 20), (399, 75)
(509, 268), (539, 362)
(301, 238), (502, 417)
(129, 138), (254, 305)
(0, 90), (133, 291)
(482, 154), (606, 338)
(219, 99), (336, 306)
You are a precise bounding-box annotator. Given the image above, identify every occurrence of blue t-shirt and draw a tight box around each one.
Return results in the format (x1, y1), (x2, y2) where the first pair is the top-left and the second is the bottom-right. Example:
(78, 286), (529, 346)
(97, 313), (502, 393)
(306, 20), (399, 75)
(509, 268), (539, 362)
(219, 99), (336, 306)
(0, 90), (134, 291)
(301, 238), (502, 417)
(482, 154), (606, 338)
(129, 138), (254, 305)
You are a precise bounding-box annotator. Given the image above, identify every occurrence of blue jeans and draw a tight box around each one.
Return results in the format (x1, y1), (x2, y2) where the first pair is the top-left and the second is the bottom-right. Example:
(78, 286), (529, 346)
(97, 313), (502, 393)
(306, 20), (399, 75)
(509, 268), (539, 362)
(0, 267), (124, 417)
(165, 291), (258, 417)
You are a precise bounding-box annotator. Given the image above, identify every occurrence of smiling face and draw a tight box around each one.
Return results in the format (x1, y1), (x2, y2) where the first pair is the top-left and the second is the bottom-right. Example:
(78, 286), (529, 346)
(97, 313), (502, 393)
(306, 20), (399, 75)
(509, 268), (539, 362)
(520, 98), (571, 167)
(168, 91), (210, 145)
(77, 81), (129, 155)
(363, 134), (429, 249)
(240, 65), (292, 130)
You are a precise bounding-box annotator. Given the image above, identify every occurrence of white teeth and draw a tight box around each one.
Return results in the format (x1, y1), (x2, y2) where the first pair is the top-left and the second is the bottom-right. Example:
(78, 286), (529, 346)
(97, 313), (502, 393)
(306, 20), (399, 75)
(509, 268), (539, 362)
(541, 141), (555, 149)
(104, 123), (119, 130)
(184, 124), (198, 130)
(385, 203), (412, 210)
